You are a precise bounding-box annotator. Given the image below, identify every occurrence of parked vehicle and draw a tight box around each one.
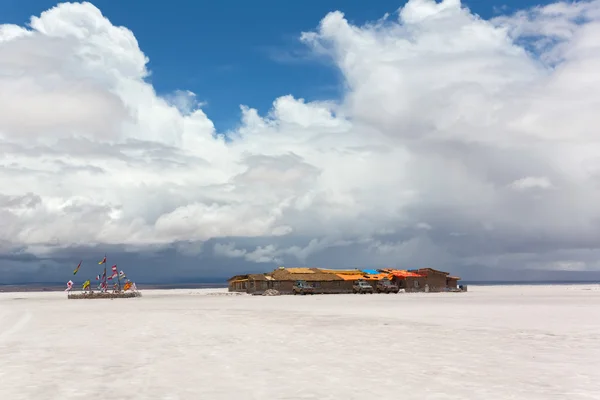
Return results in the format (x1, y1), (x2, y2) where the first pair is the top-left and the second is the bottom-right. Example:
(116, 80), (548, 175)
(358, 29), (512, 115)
(293, 280), (315, 295)
(353, 280), (374, 294)
(375, 279), (399, 294)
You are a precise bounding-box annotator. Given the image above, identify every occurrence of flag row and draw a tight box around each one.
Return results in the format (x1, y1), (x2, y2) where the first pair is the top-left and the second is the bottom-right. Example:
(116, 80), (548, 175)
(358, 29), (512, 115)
(73, 256), (107, 275)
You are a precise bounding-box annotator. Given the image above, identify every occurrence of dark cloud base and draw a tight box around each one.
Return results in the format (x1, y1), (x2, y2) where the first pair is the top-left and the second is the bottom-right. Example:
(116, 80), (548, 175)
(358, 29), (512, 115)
(2, 239), (600, 285)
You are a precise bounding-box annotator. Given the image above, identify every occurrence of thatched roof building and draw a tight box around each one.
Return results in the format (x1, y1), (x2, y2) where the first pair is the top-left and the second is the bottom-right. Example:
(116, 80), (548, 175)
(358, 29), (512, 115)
(271, 267), (343, 282)
(227, 266), (462, 294)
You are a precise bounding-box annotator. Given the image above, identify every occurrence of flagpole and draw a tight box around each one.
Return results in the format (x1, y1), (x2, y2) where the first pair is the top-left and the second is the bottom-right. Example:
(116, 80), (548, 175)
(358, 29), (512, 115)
(117, 265), (122, 292)
(103, 253), (107, 293)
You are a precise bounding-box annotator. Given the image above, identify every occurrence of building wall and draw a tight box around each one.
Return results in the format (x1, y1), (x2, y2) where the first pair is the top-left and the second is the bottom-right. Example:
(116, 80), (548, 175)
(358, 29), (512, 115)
(407, 277), (427, 292)
(422, 271), (448, 292)
(337, 281), (354, 294)
(228, 281), (247, 292)
(272, 281), (294, 293)
(393, 276), (427, 292)
(247, 279), (271, 294)
(446, 278), (459, 289)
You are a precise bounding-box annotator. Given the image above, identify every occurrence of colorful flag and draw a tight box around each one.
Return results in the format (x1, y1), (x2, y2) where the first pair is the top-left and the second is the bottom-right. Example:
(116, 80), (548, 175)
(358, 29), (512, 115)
(73, 261), (82, 275)
(98, 256), (106, 265)
(107, 271), (117, 280)
(123, 281), (133, 291)
(82, 280), (90, 289)
(111, 265), (117, 273)
(65, 280), (73, 292)
(95, 274), (101, 280)
(119, 270), (126, 279)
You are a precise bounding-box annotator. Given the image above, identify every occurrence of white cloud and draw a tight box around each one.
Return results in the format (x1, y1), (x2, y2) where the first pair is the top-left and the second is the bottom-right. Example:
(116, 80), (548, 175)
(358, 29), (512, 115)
(509, 176), (554, 190)
(2, 0), (600, 272)
(213, 242), (281, 264)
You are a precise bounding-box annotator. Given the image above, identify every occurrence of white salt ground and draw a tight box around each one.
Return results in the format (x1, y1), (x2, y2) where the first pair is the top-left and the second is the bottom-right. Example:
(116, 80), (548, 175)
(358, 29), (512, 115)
(0, 285), (599, 400)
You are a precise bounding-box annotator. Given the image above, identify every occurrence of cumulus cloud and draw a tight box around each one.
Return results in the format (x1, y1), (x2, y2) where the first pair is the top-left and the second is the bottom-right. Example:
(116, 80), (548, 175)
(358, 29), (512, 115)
(2, 0), (600, 280)
(509, 176), (554, 190)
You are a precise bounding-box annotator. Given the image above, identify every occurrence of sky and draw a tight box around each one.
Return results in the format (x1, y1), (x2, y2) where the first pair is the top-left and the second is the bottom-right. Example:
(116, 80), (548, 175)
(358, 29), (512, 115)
(2, 0), (600, 284)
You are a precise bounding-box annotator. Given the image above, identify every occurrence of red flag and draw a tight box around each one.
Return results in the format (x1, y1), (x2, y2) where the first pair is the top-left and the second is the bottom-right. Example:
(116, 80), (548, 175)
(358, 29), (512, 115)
(98, 256), (106, 265)
(111, 264), (117, 273)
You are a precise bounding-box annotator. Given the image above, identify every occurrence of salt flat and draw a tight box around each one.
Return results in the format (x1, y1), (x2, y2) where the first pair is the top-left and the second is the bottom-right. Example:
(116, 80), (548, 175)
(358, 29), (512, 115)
(0, 285), (599, 400)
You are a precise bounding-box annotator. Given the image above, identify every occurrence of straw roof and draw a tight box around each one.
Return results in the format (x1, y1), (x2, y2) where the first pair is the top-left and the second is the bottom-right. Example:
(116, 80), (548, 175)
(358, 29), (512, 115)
(416, 268), (450, 275)
(227, 274), (248, 282)
(318, 269), (363, 275)
(248, 274), (270, 281)
(285, 268), (315, 274)
(271, 268), (343, 281)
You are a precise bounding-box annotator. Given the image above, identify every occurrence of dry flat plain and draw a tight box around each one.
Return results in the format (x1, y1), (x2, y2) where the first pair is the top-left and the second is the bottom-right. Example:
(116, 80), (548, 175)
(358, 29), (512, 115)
(0, 285), (599, 400)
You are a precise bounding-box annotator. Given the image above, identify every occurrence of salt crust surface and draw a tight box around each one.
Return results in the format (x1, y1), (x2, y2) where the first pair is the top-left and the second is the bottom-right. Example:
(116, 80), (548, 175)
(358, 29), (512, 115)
(1, 285), (599, 399)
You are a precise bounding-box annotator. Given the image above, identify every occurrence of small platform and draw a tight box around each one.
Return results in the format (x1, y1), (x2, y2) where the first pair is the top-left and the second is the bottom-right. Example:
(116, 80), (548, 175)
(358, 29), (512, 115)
(67, 292), (142, 299)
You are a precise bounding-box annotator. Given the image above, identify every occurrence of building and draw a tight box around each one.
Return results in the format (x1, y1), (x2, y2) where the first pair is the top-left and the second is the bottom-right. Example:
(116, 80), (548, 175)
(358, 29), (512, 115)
(227, 274), (275, 294)
(270, 267), (345, 294)
(384, 270), (427, 292)
(228, 267), (346, 294)
(362, 271), (391, 288)
(446, 276), (461, 290)
(415, 268), (454, 292)
(227, 275), (248, 292)
(320, 269), (367, 293)
(227, 266), (461, 294)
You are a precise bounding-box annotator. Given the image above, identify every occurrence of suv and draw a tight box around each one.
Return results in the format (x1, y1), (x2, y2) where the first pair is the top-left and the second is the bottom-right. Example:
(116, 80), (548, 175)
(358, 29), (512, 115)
(375, 279), (399, 294)
(293, 280), (315, 295)
(353, 280), (374, 294)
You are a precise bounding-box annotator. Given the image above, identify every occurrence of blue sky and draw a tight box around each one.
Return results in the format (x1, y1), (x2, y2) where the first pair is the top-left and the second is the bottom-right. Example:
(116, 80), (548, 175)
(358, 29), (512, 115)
(0, 0), (548, 131)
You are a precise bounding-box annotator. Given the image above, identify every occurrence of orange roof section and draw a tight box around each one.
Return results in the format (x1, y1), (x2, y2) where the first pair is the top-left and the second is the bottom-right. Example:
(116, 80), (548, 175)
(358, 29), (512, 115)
(335, 274), (368, 281)
(363, 273), (391, 280)
(388, 270), (425, 278)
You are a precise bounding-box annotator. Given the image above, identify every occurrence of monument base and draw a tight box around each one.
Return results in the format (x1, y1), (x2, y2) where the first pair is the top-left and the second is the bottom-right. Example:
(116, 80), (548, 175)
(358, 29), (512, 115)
(67, 292), (142, 299)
